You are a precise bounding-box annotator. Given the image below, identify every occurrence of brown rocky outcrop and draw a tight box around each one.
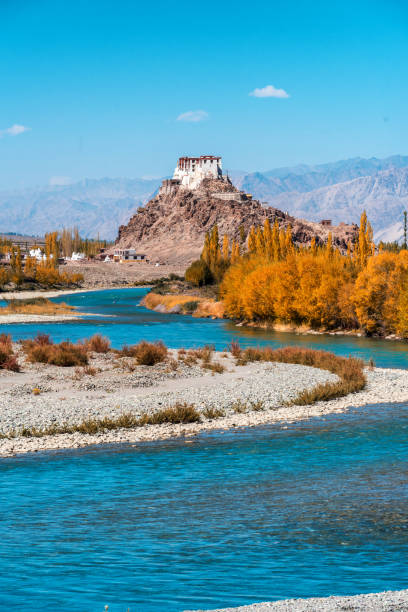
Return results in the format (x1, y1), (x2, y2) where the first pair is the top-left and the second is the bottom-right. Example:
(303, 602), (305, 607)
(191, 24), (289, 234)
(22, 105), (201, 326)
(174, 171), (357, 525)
(115, 178), (358, 265)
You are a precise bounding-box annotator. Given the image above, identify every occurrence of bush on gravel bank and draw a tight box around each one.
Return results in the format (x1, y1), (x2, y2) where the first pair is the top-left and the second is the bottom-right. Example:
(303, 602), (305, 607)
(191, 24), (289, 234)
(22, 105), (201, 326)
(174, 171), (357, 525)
(232, 344), (366, 403)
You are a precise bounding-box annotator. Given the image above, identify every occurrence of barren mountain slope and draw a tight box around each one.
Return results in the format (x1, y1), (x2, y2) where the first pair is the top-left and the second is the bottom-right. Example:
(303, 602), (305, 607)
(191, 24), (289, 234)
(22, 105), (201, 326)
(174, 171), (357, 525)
(115, 179), (357, 265)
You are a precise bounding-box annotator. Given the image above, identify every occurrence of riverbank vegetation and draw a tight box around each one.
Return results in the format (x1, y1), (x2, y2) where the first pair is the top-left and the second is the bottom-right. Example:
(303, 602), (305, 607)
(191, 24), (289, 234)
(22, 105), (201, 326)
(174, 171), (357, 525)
(181, 212), (408, 337)
(0, 333), (20, 372)
(1, 403), (201, 440)
(142, 291), (225, 318)
(0, 232), (84, 290)
(1, 297), (76, 316)
(232, 344), (366, 404)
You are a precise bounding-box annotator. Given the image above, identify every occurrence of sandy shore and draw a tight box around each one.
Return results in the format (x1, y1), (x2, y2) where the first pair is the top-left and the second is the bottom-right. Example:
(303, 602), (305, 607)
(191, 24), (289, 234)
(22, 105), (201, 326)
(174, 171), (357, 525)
(0, 313), (87, 324)
(187, 589), (408, 611)
(0, 342), (408, 457)
(0, 287), (103, 301)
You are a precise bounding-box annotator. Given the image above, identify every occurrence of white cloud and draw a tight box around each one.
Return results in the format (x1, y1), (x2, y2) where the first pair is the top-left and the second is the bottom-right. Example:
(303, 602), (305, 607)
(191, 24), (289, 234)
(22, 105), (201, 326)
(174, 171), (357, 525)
(249, 85), (290, 98)
(49, 176), (72, 186)
(176, 110), (209, 122)
(0, 124), (31, 137)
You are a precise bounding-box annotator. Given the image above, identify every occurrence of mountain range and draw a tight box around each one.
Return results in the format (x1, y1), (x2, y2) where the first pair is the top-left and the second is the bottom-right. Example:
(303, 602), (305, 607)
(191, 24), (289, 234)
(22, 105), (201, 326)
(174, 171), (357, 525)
(2, 155), (408, 241)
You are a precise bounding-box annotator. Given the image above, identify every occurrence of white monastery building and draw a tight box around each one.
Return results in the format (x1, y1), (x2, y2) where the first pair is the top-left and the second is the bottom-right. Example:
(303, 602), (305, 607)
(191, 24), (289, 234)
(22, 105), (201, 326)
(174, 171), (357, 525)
(173, 155), (222, 190)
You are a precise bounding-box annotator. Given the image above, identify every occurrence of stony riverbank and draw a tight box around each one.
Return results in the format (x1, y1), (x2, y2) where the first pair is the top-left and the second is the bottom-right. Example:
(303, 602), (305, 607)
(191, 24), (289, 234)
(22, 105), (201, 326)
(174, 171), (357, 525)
(0, 342), (408, 457)
(0, 313), (86, 324)
(188, 589), (408, 611)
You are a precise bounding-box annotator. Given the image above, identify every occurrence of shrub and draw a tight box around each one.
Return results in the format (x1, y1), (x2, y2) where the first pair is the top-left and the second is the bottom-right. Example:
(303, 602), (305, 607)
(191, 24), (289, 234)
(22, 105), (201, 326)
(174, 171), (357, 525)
(24, 339), (88, 367)
(138, 403), (200, 425)
(133, 341), (168, 366)
(47, 342), (88, 367)
(182, 300), (199, 313)
(118, 344), (138, 357)
(83, 365), (97, 376)
(0, 333), (12, 352)
(34, 332), (53, 346)
(202, 361), (225, 374)
(202, 406), (225, 419)
(85, 334), (111, 353)
(190, 345), (214, 363)
(4, 403), (201, 439)
(185, 259), (213, 287)
(0, 334), (20, 372)
(231, 400), (247, 413)
(2, 355), (20, 372)
(228, 341), (242, 357)
(236, 345), (366, 405)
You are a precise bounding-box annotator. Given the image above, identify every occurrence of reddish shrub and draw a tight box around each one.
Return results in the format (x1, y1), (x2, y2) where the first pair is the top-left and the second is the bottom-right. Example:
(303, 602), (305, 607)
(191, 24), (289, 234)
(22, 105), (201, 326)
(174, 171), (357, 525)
(34, 333), (53, 346)
(85, 334), (111, 353)
(3, 356), (20, 372)
(133, 341), (168, 366)
(24, 338), (88, 367)
(0, 335), (20, 372)
(228, 341), (241, 357)
(0, 333), (12, 352)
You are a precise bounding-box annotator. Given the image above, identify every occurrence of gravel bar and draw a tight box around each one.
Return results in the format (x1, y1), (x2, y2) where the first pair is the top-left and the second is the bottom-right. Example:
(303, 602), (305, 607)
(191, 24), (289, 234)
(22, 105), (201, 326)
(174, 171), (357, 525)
(2, 348), (408, 457)
(0, 360), (337, 433)
(187, 589), (408, 611)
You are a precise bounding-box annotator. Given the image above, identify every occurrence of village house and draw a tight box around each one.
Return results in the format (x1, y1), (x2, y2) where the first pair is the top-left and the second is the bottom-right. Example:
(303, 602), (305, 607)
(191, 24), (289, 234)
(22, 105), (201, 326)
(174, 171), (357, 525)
(113, 249), (148, 263)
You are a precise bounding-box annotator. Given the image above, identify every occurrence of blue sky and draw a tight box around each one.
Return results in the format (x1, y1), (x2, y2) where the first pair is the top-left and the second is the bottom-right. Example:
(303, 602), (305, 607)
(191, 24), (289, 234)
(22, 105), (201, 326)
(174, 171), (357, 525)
(1, 0), (408, 188)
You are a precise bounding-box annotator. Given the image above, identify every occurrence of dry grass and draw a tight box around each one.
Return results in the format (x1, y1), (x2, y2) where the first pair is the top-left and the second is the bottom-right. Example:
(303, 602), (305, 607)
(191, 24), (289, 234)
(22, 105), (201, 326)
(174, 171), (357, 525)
(201, 361), (225, 374)
(135, 341), (168, 365)
(84, 334), (111, 353)
(177, 345), (225, 373)
(143, 293), (205, 311)
(193, 300), (225, 319)
(235, 344), (366, 405)
(189, 345), (214, 362)
(0, 333), (20, 372)
(22, 333), (88, 367)
(2, 297), (75, 315)
(228, 341), (242, 358)
(138, 403), (200, 425)
(142, 292), (225, 319)
(116, 341), (168, 365)
(202, 406), (225, 419)
(166, 358), (179, 371)
(1, 403), (201, 439)
(180, 354), (198, 366)
(83, 365), (97, 376)
(231, 400), (247, 413)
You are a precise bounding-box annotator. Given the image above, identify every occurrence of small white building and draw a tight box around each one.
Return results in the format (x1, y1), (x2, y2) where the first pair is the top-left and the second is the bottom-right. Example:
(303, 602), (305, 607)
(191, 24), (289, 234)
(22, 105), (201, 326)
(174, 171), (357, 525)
(173, 155), (222, 190)
(29, 248), (47, 262)
(70, 252), (86, 261)
(113, 249), (148, 263)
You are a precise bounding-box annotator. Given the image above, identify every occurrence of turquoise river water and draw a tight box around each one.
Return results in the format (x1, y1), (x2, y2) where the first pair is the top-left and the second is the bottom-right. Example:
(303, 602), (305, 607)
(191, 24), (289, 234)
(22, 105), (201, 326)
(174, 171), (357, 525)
(3, 287), (408, 368)
(1, 288), (408, 610)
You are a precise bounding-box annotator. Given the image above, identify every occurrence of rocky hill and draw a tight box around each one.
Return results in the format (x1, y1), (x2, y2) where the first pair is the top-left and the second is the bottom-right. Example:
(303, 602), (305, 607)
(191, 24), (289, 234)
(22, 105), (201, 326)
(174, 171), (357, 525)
(115, 178), (357, 265)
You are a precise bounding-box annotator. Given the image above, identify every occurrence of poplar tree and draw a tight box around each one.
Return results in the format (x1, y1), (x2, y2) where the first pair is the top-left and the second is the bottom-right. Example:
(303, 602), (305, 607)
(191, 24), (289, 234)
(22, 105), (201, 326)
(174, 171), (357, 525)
(247, 226), (257, 254)
(222, 234), (230, 263)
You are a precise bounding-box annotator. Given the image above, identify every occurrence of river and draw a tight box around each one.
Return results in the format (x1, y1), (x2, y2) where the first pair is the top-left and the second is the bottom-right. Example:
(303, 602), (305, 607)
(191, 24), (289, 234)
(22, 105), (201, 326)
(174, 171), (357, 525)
(1, 288), (408, 611)
(3, 287), (408, 368)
